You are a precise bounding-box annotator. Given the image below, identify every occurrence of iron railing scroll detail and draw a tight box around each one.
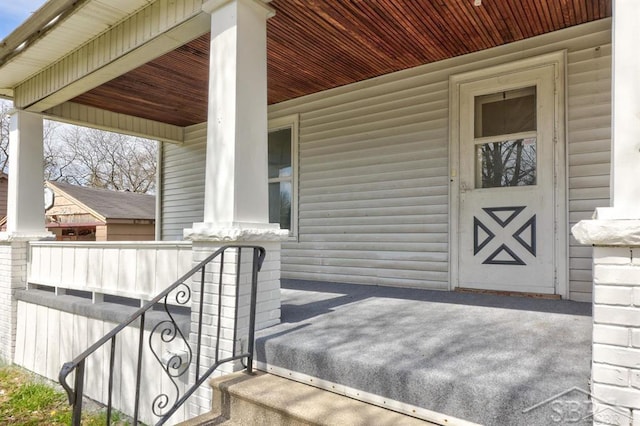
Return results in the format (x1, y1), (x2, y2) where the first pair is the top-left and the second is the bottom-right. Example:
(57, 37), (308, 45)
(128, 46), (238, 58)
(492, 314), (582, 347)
(58, 245), (266, 426)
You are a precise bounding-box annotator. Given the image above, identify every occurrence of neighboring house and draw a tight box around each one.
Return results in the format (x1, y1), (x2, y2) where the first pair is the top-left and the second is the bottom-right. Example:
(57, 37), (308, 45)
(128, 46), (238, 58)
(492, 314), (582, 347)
(0, 1), (639, 425)
(45, 181), (155, 241)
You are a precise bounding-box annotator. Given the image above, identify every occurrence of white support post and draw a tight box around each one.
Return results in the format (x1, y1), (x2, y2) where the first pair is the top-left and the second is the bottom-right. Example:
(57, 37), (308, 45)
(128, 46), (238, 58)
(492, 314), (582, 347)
(185, 0), (286, 417)
(609, 0), (640, 218)
(200, 0), (273, 227)
(0, 110), (52, 363)
(6, 110), (48, 235)
(571, 2), (640, 425)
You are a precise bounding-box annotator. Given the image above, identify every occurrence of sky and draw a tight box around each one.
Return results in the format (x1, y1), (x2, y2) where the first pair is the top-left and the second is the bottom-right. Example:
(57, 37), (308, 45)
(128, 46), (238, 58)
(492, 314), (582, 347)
(0, 0), (48, 41)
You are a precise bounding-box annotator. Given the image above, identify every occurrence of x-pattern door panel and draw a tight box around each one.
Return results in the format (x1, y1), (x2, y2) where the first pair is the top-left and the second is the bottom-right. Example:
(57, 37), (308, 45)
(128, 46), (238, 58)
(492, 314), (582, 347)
(457, 66), (556, 294)
(473, 206), (535, 265)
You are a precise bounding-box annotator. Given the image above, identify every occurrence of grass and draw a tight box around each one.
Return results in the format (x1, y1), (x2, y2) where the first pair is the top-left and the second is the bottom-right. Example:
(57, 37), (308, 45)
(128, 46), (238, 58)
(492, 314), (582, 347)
(0, 364), (127, 425)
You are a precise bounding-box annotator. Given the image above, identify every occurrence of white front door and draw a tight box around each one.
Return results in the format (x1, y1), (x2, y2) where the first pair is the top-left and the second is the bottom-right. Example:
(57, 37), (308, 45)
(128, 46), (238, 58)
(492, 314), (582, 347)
(456, 65), (557, 294)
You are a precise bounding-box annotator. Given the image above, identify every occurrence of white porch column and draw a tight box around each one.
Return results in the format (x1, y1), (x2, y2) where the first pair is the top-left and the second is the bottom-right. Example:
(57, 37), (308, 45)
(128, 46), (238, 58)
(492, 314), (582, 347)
(6, 110), (48, 234)
(184, 0), (286, 417)
(610, 0), (640, 218)
(571, 2), (640, 425)
(200, 0), (272, 227)
(0, 110), (52, 362)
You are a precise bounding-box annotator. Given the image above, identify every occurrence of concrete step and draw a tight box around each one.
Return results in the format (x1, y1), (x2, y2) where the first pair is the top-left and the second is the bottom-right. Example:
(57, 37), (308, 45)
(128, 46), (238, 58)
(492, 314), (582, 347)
(178, 412), (232, 425)
(178, 412), (249, 426)
(197, 371), (436, 426)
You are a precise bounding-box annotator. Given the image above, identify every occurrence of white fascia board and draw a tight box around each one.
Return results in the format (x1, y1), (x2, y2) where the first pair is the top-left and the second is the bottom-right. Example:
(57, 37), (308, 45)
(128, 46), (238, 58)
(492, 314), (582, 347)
(0, 0), (156, 89)
(13, 1), (208, 112)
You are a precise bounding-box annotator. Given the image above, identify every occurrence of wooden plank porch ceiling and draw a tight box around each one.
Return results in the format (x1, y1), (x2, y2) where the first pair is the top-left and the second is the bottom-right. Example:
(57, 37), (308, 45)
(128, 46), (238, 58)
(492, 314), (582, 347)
(71, 0), (611, 127)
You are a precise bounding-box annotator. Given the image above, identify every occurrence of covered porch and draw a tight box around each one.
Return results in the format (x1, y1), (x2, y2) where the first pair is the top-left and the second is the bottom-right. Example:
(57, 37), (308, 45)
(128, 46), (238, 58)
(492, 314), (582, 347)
(1, 0), (639, 425)
(256, 279), (592, 426)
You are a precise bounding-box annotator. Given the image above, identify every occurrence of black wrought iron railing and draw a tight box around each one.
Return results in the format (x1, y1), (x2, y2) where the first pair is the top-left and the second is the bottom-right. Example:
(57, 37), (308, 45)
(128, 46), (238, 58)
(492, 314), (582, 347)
(58, 245), (266, 426)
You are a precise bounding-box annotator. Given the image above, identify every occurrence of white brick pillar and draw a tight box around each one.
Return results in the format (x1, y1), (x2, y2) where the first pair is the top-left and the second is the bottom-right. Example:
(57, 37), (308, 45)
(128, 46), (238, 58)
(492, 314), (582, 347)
(588, 246), (640, 425)
(571, 2), (640, 424)
(0, 109), (53, 362)
(0, 241), (28, 363)
(183, 0), (285, 417)
(186, 238), (282, 417)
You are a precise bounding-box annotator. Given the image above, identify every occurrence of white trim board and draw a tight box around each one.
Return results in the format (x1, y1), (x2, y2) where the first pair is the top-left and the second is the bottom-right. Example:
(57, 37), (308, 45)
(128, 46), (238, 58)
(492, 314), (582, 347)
(269, 114), (300, 240)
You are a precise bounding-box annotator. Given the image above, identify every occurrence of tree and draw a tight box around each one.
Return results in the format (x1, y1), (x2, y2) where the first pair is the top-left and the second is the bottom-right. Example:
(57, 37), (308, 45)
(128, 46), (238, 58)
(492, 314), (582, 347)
(0, 101), (10, 173)
(44, 126), (157, 193)
(479, 138), (537, 188)
(0, 100), (157, 193)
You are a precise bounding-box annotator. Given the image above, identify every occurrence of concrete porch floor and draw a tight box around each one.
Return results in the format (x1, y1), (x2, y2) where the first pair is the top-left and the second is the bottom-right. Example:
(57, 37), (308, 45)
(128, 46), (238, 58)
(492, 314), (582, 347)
(255, 279), (592, 426)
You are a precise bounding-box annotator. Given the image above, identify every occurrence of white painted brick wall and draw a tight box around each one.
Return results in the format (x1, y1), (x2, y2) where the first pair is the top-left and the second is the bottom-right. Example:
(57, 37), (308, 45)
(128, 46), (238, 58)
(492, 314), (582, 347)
(594, 264), (640, 286)
(592, 364), (631, 387)
(187, 241), (281, 418)
(592, 246), (640, 424)
(593, 401), (633, 426)
(593, 344), (640, 369)
(595, 248), (633, 265)
(0, 241), (28, 363)
(592, 383), (640, 410)
(593, 324), (631, 347)
(631, 370), (640, 389)
(594, 285), (635, 305)
(594, 305), (640, 327)
(633, 330), (640, 348)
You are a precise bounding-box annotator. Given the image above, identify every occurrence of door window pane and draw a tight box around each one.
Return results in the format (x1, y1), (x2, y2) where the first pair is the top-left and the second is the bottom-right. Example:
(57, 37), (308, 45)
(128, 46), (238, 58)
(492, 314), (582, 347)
(268, 129), (292, 179)
(475, 138), (537, 188)
(475, 87), (536, 138)
(269, 181), (291, 230)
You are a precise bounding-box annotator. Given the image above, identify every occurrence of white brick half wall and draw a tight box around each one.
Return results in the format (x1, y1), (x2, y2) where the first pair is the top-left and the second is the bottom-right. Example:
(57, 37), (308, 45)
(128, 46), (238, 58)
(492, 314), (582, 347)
(0, 241), (28, 363)
(592, 246), (640, 425)
(187, 241), (281, 418)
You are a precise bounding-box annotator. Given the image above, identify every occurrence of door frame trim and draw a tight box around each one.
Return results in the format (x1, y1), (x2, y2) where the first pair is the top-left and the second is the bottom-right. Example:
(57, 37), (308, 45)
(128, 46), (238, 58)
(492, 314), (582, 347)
(448, 51), (568, 298)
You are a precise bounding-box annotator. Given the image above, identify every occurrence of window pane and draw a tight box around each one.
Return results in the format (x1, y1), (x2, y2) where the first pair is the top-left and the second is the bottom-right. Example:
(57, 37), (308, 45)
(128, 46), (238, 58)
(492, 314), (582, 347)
(269, 181), (291, 230)
(475, 87), (536, 138)
(475, 138), (537, 188)
(268, 128), (292, 179)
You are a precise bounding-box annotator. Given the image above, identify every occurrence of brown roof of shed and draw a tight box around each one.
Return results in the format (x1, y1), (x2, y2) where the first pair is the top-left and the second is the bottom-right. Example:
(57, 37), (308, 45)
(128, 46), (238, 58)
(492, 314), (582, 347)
(47, 181), (155, 221)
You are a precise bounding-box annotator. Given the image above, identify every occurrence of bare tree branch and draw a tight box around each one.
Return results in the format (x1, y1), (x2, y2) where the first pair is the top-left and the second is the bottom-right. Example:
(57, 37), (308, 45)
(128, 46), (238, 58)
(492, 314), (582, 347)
(0, 101), (157, 194)
(0, 101), (11, 174)
(46, 126), (157, 193)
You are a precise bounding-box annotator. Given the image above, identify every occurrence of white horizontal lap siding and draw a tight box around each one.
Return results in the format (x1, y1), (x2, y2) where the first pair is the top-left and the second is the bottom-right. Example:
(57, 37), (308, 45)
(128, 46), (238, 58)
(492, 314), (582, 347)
(161, 123), (206, 240)
(273, 77), (451, 289)
(567, 43), (612, 302)
(270, 19), (611, 297)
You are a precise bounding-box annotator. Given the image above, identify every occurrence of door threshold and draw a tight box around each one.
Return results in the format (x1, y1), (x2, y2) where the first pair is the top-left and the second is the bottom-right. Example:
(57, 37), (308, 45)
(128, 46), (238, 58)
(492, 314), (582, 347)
(454, 287), (561, 300)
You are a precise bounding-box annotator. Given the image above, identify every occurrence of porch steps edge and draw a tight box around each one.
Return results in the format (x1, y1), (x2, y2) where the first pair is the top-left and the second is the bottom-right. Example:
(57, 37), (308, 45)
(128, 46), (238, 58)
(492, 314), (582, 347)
(256, 362), (480, 426)
(176, 412), (231, 426)
(203, 370), (438, 426)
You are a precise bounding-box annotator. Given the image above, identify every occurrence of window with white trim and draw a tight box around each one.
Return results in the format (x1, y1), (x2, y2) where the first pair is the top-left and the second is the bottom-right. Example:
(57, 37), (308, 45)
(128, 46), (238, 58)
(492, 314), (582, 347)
(268, 115), (298, 237)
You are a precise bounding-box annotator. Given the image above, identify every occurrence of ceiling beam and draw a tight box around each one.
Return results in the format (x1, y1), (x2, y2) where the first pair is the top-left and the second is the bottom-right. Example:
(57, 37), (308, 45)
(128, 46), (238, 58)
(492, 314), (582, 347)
(45, 101), (185, 144)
